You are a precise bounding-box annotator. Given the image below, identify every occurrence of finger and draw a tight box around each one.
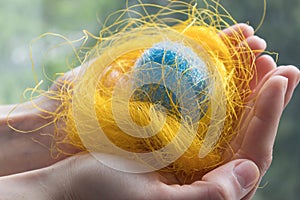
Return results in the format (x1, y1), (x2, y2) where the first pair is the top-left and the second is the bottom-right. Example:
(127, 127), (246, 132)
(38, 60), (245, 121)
(241, 35), (267, 57)
(236, 36), (267, 75)
(165, 159), (259, 200)
(252, 65), (300, 107)
(221, 23), (254, 39)
(272, 66), (300, 107)
(250, 55), (277, 89)
(237, 75), (288, 173)
(239, 68), (299, 200)
(220, 24), (254, 47)
(255, 55), (276, 80)
(231, 66), (299, 163)
(50, 66), (81, 91)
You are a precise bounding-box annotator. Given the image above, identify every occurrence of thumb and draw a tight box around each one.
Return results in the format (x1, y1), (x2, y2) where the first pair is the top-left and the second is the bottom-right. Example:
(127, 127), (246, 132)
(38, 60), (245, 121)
(202, 159), (260, 200)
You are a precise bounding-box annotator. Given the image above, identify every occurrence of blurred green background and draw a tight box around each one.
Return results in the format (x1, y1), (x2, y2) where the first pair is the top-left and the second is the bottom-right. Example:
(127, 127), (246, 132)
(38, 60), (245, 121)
(0, 0), (299, 199)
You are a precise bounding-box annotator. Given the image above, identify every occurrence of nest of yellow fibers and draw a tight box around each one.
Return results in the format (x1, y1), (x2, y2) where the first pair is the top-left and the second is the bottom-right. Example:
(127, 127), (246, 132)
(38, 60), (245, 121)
(21, 0), (258, 183)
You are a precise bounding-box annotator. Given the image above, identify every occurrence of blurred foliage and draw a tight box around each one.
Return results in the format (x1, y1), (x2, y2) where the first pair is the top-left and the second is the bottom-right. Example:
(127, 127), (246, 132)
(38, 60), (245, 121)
(0, 0), (299, 199)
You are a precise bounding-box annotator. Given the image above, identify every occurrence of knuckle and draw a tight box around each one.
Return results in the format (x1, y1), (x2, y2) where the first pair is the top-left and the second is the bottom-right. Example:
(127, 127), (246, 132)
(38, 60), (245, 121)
(235, 149), (273, 175)
(259, 155), (273, 174)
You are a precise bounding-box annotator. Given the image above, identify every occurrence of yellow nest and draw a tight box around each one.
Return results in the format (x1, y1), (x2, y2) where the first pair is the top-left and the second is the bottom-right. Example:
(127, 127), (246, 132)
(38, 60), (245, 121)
(38, 0), (256, 182)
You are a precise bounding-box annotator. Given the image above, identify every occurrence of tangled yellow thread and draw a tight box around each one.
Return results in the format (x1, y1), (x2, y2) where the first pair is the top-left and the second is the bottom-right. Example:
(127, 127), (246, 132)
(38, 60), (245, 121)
(15, 0), (262, 183)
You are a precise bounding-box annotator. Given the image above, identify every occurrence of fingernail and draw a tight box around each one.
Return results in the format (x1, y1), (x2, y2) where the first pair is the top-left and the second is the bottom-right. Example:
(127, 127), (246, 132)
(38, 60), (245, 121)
(279, 76), (289, 107)
(280, 76), (289, 95)
(271, 75), (289, 104)
(234, 161), (259, 189)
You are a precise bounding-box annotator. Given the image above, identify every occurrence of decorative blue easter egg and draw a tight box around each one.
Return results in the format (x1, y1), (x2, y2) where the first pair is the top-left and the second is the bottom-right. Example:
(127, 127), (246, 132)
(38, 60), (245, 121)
(133, 41), (210, 123)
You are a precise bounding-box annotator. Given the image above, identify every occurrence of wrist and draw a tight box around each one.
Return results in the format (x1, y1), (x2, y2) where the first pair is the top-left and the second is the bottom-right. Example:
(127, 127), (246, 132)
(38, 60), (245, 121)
(66, 154), (108, 200)
(42, 159), (75, 200)
(0, 162), (72, 200)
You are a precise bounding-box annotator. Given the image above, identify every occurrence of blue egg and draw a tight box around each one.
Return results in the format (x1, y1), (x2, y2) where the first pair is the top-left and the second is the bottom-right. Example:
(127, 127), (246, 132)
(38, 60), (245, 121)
(132, 41), (209, 122)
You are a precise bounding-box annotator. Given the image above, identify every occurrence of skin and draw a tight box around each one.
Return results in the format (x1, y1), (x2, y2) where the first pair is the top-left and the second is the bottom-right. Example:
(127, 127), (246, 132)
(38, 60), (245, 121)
(0, 24), (299, 199)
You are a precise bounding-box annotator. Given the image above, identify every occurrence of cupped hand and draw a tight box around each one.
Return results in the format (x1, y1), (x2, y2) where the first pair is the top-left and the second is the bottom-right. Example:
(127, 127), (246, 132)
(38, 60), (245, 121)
(64, 24), (299, 200)
(0, 24), (299, 200)
(63, 25), (299, 200)
(61, 42), (299, 200)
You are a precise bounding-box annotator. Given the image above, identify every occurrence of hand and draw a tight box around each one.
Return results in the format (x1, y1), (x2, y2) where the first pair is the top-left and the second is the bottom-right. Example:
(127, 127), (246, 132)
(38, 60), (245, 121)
(55, 25), (300, 200)
(44, 60), (300, 200)
(1, 24), (299, 200)
(228, 60), (300, 199)
(0, 99), (79, 176)
(0, 153), (259, 200)
(220, 24), (300, 199)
